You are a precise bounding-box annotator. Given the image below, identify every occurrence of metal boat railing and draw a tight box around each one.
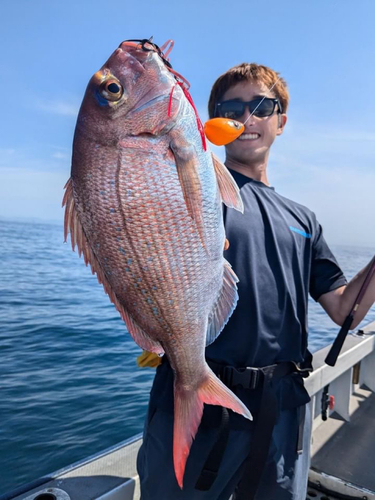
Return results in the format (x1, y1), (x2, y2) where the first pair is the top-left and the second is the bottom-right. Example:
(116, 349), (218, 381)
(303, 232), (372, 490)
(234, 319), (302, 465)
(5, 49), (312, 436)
(307, 322), (375, 428)
(307, 320), (375, 499)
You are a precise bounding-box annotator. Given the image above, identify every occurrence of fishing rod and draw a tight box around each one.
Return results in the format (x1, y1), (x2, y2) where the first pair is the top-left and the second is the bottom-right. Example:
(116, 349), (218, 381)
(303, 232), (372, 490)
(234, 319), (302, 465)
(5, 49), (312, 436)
(325, 255), (375, 366)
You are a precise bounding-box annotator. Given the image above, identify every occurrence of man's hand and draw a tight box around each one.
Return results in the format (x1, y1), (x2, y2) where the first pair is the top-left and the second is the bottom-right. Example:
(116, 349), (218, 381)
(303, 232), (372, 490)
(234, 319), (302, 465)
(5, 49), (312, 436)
(319, 258), (375, 329)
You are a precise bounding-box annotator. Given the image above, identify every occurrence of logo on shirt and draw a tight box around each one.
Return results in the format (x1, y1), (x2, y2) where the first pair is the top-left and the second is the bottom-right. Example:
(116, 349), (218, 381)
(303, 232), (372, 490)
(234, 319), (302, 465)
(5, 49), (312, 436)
(289, 226), (312, 238)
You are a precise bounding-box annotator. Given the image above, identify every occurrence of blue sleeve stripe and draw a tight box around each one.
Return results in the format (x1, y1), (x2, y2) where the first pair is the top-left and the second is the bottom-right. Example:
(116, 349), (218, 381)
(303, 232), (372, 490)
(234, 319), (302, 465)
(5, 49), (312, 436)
(289, 226), (312, 238)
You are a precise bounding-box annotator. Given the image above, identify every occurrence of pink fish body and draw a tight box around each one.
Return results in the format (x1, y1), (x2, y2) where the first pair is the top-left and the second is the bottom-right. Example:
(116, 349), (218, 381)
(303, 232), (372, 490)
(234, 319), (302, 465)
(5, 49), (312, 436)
(63, 39), (251, 488)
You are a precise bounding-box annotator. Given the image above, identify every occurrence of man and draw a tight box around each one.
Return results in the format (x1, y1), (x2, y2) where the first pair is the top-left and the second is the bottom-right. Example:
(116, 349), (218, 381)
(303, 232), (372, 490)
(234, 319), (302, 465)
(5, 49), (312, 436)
(137, 63), (375, 499)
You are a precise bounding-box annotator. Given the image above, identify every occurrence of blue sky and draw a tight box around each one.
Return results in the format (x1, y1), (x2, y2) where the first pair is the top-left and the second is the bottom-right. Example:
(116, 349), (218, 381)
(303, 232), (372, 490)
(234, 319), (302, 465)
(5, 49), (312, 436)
(1, 0), (374, 247)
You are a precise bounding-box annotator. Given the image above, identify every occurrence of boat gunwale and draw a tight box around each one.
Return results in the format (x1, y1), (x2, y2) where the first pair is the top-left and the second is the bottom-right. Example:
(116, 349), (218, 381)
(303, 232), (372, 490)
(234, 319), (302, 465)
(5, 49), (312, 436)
(0, 433), (143, 500)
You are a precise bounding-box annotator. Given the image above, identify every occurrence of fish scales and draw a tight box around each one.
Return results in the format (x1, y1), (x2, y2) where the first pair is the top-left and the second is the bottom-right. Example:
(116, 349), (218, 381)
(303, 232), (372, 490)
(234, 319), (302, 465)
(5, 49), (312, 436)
(128, 150), (216, 340)
(74, 136), (218, 357)
(64, 39), (251, 489)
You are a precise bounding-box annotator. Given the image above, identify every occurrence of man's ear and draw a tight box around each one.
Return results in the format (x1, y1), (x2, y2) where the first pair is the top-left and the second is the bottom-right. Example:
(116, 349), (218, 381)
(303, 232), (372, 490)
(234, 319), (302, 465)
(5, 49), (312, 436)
(276, 114), (287, 136)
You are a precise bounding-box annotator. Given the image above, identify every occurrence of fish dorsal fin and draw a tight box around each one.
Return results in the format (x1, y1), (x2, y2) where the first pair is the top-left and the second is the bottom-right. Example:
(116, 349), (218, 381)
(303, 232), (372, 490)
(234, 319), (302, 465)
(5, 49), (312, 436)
(211, 153), (244, 213)
(62, 178), (164, 356)
(206, 260), (239, 346)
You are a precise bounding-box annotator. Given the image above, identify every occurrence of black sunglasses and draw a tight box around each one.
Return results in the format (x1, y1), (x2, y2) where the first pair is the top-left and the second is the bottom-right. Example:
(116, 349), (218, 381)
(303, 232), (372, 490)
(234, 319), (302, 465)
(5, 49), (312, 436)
(215, 97), (282, 120)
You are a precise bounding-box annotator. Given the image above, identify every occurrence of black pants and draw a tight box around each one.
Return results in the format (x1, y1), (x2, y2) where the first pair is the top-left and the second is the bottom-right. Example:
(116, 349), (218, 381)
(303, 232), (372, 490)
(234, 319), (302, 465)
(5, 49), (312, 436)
(137, 365), (311, 499)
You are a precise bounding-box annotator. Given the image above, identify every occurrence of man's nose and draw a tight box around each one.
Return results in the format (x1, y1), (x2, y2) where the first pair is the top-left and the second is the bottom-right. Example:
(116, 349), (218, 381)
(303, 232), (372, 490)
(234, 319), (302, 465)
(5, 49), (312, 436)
(242, 107), (257, 126)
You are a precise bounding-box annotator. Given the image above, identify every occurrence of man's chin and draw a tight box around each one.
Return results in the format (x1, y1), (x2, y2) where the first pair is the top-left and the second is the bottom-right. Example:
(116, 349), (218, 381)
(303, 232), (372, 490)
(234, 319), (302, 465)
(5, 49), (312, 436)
(228, 150), (267, 165)
(226, 143), (268, 162)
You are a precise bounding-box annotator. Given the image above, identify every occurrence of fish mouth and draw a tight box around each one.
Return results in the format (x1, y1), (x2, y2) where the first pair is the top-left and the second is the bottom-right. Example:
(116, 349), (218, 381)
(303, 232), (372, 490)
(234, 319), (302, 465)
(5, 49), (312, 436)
(116, 42), (179, 117)
(118, 41), (155, 70)
(119, 40), (160, 65)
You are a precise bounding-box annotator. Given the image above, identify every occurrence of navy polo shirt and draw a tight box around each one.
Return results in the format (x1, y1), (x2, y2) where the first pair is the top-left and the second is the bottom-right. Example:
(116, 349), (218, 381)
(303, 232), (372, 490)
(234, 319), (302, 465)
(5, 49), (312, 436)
(205, 170), (347, 408)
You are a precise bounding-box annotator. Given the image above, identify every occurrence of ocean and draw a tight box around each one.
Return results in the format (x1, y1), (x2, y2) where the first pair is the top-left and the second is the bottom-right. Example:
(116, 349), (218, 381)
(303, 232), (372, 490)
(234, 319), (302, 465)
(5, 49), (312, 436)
(0, 218), (374, 495)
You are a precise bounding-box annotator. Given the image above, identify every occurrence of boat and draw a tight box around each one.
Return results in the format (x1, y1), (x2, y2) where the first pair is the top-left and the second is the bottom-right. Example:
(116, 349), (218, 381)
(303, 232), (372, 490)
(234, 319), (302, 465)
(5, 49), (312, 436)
(2, 320), (375, 500)
(306, 320), (375, 500)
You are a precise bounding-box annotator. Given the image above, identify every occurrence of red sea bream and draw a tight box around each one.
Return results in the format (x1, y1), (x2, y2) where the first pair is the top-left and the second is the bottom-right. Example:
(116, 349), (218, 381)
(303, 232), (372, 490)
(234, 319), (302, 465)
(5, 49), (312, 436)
(63, 39), (252, 488)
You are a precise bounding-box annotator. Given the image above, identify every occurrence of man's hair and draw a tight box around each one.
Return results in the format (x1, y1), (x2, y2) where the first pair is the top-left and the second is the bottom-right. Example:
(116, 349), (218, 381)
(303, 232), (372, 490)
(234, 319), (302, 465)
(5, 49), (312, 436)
(208, 63), (289, 118)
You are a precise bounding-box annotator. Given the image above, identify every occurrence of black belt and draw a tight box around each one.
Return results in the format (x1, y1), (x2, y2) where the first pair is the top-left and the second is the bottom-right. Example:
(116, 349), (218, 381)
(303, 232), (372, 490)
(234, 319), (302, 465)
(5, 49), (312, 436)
(195, 360), (309, 498)
(208, 359), (304, 389)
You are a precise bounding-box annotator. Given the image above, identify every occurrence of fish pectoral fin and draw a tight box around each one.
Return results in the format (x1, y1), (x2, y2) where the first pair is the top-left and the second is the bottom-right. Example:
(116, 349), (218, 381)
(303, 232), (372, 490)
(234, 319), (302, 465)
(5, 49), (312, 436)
(121, 308), (164, 356)
(170, 135), (206, 250)
(211, 153), (244, 213)
(63, 178), (164, 357)
(206, 260), (239, 346)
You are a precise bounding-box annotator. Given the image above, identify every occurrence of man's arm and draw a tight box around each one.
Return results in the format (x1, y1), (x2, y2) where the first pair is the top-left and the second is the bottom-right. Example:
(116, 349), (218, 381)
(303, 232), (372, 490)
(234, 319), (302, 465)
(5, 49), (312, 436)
(318, 259), (375, 330)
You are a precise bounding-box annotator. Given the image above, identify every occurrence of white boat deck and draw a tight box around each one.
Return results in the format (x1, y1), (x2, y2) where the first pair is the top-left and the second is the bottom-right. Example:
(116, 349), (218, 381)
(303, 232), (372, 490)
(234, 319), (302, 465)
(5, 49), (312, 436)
(312, 388), (375, 491)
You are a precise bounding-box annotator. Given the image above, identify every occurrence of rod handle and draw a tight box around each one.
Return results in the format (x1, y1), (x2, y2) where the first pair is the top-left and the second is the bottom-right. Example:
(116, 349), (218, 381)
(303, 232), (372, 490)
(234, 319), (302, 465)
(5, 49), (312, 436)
(325, 314), (354, 367)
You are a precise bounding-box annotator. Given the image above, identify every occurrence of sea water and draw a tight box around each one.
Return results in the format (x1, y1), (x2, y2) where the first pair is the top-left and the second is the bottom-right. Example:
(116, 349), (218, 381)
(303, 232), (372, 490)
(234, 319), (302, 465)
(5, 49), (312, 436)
(0, 218), (374, 495)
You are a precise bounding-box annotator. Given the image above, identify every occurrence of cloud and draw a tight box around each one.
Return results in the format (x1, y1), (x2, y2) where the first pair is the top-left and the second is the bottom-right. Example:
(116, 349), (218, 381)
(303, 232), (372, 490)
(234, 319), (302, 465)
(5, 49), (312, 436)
(203, 118), (375, 247)
(0, 146), (71, 172)
(0, 166), (68, 222)
(52, 151), (70, 160)
(274, 162), (374, 245)
(0, 148), (16, 156)
(317, 130), (375, 143)
(1, 117), (373, 247)
(268, 122), (375, 247)
(36, 99), (80, 117)
(279, 120), (375, 164)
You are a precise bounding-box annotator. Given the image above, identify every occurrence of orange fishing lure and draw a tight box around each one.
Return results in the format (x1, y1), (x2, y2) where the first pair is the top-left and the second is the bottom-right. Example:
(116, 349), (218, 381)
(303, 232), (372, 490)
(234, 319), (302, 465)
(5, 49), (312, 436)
(204, 117), (244, 146)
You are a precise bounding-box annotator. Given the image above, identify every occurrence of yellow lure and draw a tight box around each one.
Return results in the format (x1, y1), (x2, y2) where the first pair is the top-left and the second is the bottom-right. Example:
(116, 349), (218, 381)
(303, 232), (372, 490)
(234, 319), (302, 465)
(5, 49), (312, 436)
(137, 350), (162, 368)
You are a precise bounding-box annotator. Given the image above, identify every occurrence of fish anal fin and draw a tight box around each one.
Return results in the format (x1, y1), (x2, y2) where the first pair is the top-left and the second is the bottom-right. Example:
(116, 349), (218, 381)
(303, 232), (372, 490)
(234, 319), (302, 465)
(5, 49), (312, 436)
(62, 178), (164, 356)
(173, 369), (252, 488)
(170, 133), (206, 249)
(206, 260), (239, 346)
(120, 308), (164, 356)
(211, 153), (244, 213)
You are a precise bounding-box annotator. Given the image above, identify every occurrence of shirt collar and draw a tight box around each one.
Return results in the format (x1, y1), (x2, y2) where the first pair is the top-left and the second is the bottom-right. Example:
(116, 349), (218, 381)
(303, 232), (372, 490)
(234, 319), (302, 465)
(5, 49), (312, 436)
(227, 168), (275, 191)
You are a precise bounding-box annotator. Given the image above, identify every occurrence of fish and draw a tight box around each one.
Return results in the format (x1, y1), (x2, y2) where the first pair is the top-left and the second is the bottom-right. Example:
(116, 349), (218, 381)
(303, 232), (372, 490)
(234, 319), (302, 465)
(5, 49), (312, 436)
(62, 38), (252, 488)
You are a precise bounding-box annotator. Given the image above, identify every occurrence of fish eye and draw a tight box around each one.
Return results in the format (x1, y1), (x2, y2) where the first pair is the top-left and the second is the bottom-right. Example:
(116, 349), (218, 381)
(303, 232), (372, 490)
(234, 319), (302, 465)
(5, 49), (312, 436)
(100, 79), (123, 101)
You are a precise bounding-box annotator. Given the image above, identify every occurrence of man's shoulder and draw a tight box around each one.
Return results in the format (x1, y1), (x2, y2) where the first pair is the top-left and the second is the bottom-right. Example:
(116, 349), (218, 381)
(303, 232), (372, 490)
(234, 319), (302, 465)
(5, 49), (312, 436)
(272, 190), (317, 221)
(235, 177), (320, 228)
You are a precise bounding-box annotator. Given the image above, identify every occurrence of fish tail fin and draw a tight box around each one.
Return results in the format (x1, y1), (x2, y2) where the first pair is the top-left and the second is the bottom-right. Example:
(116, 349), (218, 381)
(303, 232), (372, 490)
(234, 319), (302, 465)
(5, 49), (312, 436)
(173, 385), (204, 489)
(173, 370), (252, 488)
(199, 370), (253, 420)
